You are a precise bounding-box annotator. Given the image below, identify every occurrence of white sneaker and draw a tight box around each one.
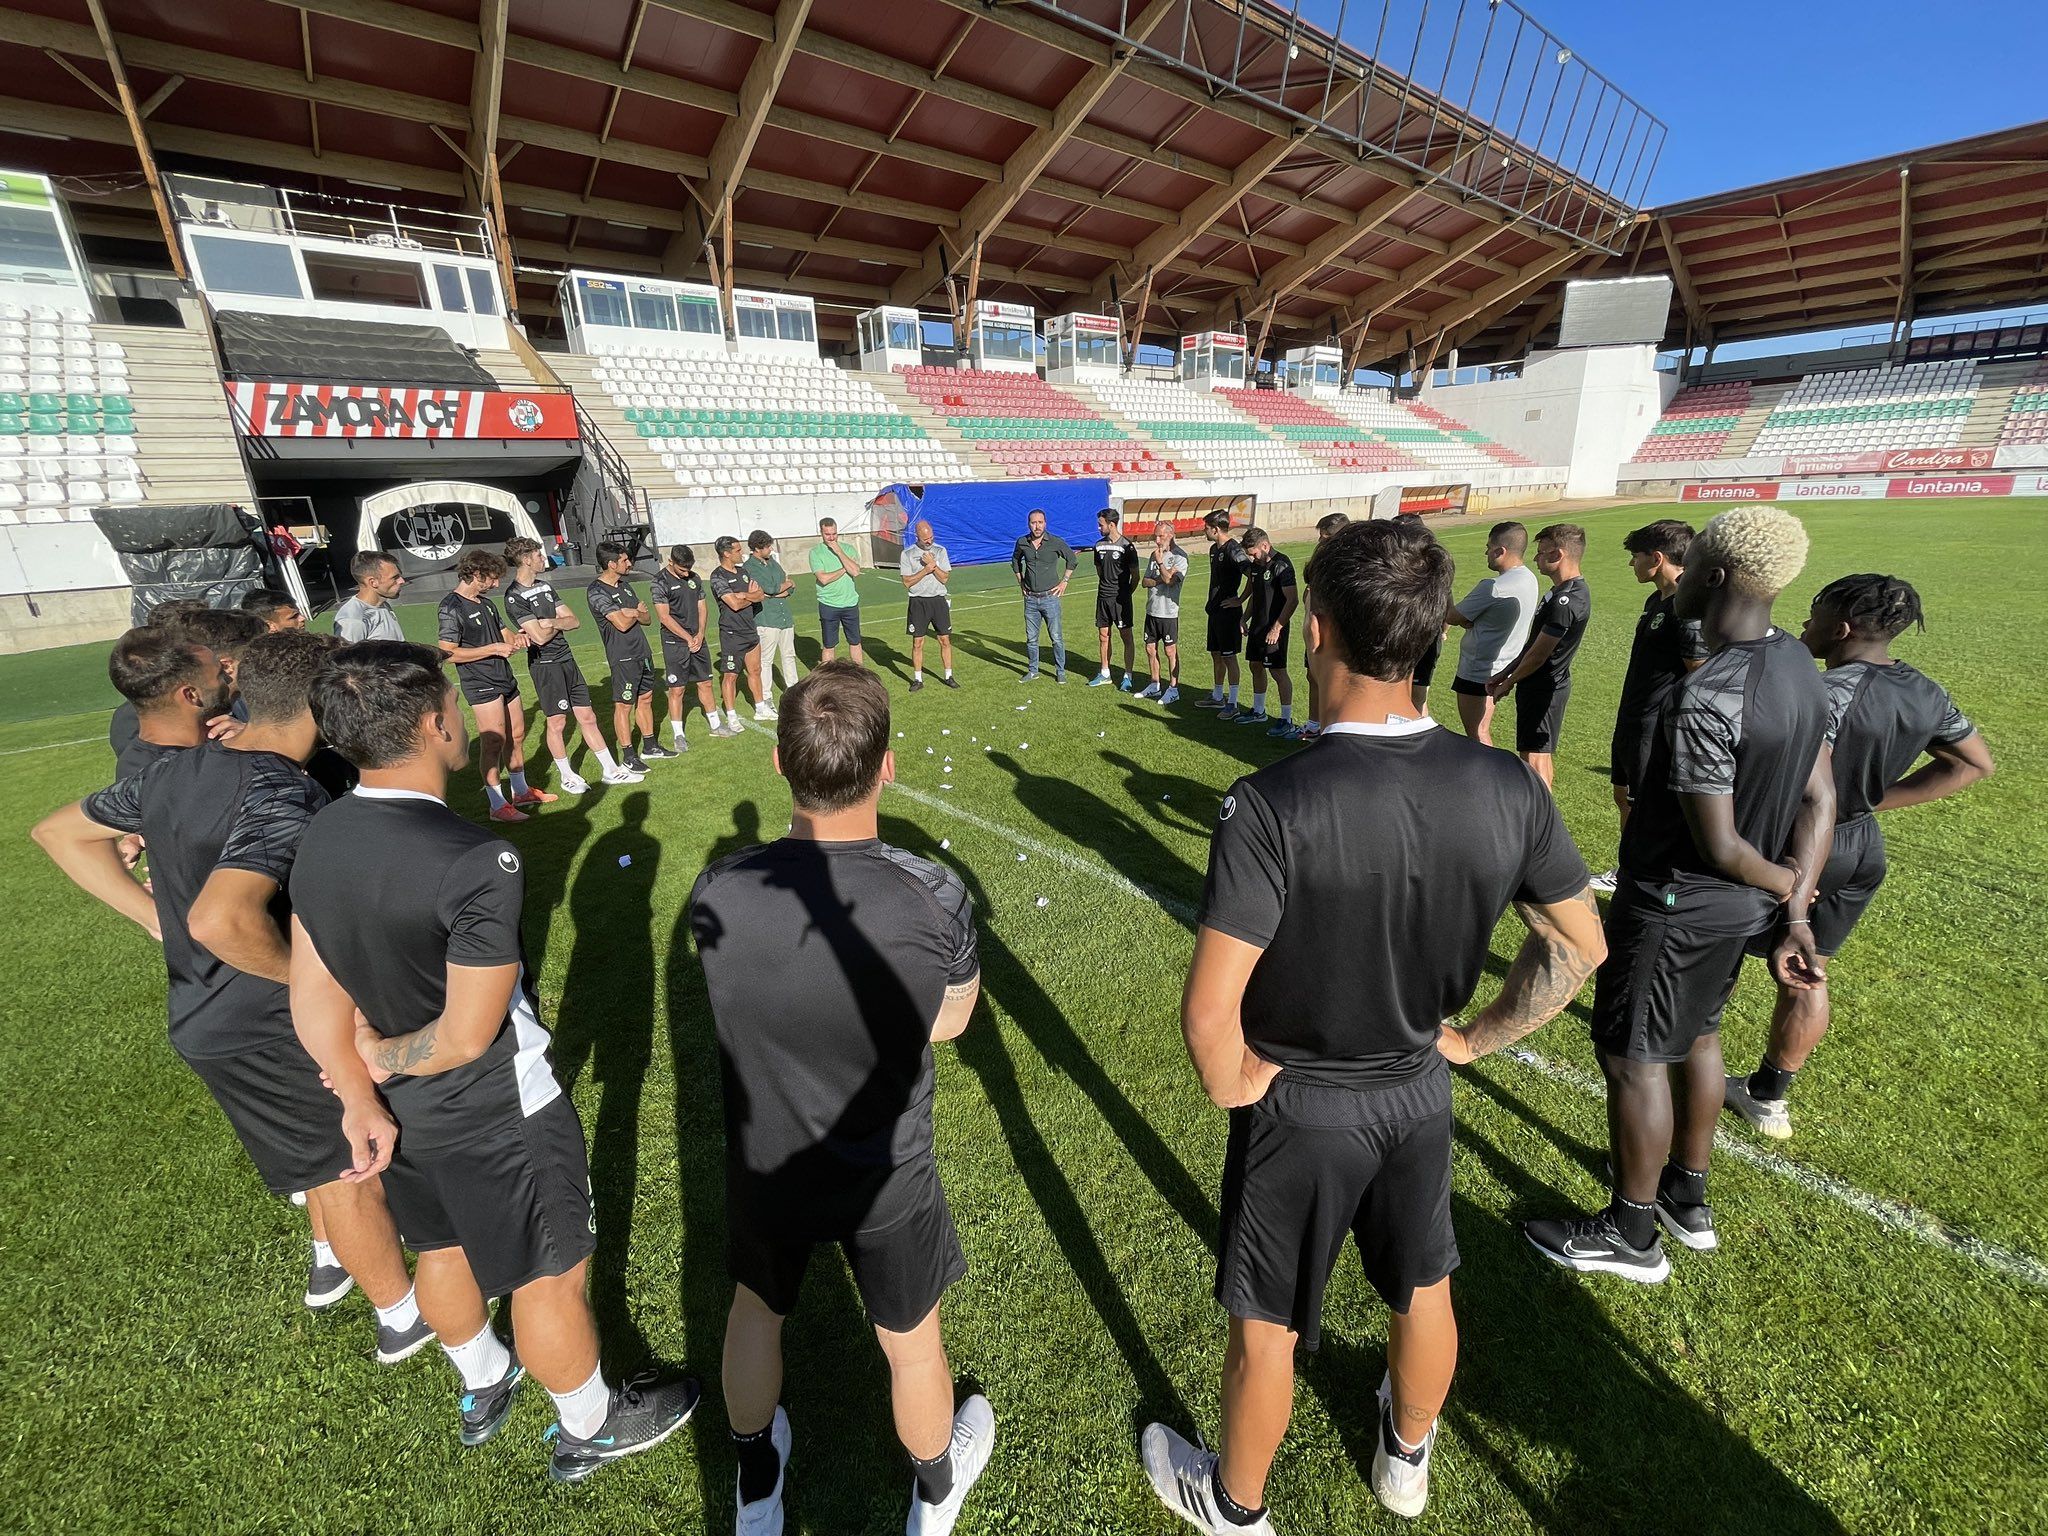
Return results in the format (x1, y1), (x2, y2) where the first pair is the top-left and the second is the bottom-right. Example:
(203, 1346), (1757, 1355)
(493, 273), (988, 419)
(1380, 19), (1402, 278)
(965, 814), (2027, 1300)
(1371, 1375), (1435, 1519)
(1723, 1073), (1793, 1139)
(1588, 869), (1619, 895)
(557, 772), (590, 795)
(602, 765), (645, 785)
(1140, 1423), (1275, 1535)
(904, 1394), (995, 1536)
(1161, 686), (1180, 705)
(735, 1405), (792, 1536)
(753, 702), (776, 721)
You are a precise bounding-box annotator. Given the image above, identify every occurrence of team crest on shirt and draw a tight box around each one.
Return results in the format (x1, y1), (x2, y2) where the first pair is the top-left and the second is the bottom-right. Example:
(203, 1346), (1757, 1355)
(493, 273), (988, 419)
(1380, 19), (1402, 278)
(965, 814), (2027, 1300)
(497, 850), (521, 874)
(1219, 794), (1236, 822)
(556, 697), (569, 710)
(1650, 613), (1665, 629)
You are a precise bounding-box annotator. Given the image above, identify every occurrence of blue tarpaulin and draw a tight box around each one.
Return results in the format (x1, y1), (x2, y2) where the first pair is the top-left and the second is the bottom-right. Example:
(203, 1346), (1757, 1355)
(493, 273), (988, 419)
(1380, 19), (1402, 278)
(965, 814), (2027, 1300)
(872, 478), (1110, 565)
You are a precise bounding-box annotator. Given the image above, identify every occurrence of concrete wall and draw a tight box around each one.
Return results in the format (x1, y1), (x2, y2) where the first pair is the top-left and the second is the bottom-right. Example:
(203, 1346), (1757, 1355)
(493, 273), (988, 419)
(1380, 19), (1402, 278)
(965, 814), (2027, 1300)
(0, 585), (129, 654)
(1430, 345), (1677, 498)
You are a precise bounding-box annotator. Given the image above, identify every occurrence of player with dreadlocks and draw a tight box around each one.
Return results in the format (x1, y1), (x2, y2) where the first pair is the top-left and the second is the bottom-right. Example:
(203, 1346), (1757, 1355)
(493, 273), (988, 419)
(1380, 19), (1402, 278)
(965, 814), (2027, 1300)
(1723, 574), (1994, 1140)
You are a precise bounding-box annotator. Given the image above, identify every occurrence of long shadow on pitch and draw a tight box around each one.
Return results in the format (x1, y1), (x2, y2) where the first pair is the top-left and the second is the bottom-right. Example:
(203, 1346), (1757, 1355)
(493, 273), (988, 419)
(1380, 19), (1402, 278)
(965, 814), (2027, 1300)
(1112, 698), (1292, 773)
(660, 800), (919, 1533)
(1100, 748), (1221, 840)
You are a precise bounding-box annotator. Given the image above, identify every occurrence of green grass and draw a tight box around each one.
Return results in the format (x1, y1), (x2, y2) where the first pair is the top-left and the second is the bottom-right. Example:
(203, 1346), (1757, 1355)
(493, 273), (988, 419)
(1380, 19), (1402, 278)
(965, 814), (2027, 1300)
(1, 499), (2044, 1533)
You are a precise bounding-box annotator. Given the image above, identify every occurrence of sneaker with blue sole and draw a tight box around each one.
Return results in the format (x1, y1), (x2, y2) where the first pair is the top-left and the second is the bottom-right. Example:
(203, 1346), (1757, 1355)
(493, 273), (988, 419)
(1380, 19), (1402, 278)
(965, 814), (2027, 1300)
(546, 1371), (701, 1484)
(1088, 672), (1113, 687)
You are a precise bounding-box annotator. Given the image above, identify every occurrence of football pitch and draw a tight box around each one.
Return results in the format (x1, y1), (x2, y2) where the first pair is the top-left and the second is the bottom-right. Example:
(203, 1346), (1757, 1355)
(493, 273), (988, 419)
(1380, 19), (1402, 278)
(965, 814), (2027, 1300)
(0, 498), (2042, 1534)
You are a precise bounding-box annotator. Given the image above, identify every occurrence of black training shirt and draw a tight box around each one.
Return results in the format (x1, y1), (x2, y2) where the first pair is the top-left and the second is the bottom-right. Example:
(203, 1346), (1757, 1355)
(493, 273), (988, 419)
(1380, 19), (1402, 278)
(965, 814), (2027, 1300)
(437, 590), (515, 691)
(1093, 536), (1138, 596)
(115, 733), (187, 781)
(1620, 630), (1831, 889)
(689, 838), (978, 1222)
(1821, 660), (1974, 823)
(1207, 538), (1250, 613)
(650, 567), (705, 646)
(586, 576), (652, 665)
(1520, 575), (1591, 686)
(708, 566), (761, 651)
(1244, 551), (1298, 630)
(84, 742), (327, 1058)
(503, 577), (572, 665)
(1613, 590), (1706, 743)
(290, 789), (562, 1147)
(1202, 720), (1588, 1087)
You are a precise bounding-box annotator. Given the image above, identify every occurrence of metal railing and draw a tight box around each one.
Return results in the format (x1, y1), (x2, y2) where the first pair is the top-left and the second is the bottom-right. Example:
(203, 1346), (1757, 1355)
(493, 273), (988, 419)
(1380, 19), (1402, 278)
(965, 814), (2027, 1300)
(573, 400), (651, 545)
(163, 174), (495, 261)
(1023, 0), (1664, 251)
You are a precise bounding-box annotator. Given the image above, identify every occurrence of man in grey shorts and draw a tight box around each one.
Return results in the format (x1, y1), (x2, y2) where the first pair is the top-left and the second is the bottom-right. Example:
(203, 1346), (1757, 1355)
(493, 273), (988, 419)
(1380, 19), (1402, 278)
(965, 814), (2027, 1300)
(1138, 521), (1187, 705)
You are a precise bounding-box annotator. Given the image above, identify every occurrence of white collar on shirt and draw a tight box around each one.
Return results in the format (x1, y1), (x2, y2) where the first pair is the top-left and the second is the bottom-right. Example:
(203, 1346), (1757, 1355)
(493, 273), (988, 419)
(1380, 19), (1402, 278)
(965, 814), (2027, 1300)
(352, 786), (445, 805)
(1320, 716), (1438, 738)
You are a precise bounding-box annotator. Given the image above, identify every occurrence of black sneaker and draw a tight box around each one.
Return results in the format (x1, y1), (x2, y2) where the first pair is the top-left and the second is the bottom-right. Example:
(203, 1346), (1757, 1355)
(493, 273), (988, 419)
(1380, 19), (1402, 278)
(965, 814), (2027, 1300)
(460, 1355), (526, 1447)
(909, 677), (925, 693)
(639, 741), (679, 760)
(304, 1252), (353, 1310)
(1655, 1194), (1719, 1252)
(942, 675), (960, 690)
(1522, 1211), (1670, 1284)
(376, 1314), (438, 1364)
(622, 750), (651, 774)
(546, 1371), (702, 1485)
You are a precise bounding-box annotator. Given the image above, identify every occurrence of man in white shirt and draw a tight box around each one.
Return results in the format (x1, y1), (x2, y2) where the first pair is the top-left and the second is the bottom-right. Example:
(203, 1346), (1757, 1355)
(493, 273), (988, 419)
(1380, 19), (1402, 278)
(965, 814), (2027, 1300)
(1444, 521), (1537, 747)
(898, 520), (959, 693)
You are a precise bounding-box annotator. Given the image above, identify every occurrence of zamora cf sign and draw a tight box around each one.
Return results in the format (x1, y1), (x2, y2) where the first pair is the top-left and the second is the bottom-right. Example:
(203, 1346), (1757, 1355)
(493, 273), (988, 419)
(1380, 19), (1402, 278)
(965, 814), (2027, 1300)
(270, 393), (465, 430)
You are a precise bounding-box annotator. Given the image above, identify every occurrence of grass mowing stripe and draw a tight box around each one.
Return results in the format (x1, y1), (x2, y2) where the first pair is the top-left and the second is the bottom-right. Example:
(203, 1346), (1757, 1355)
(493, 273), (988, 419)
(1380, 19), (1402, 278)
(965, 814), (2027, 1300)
(852, 717), (2048, 1293)
(1500, 1047), (2048, 1292)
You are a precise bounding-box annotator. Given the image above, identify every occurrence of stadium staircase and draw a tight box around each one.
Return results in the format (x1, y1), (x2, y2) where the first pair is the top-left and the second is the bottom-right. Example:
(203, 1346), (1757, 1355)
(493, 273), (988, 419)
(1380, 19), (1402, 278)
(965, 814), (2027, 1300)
(857, 371), (995, 478)
(0, 312), (251, 524)
(1060, 378), (1326, 479)
(1966, 360), (2043, 447)
(1211, 388), (1421, 472)
(1629, 381), (1755, 462)
(1327, 395), (1536, 470)
(1712, 381), (1793, 458)
(551, 352), (971, 498)
(895, 365), (1183, 480)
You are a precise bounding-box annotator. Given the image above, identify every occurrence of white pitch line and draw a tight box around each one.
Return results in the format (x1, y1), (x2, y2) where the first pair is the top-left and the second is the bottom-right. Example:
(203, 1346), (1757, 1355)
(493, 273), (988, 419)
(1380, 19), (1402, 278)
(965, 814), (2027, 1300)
(0, 734), (100, 756)
(790, 730), (2048, 1292)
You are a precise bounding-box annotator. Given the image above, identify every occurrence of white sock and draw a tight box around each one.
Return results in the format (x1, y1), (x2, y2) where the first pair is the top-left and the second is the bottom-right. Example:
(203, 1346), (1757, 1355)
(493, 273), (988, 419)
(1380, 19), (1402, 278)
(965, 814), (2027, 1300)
(1252, 692), (1266, 715)
(1281, 705), (1293, 724)
(484, 783), (507, 810)
(442, 1324), (513, 1392)
(728, 709), (742, 729)
(1306, 719), (1319, 731)
(508, 768), (530, 796)
(1228, 684), (1240, 707)
(311, 1238), (336, 1269)
(552, 755), (574, 780)
(595, 750), (619, 774)
(913, 669), (922, 682)
(669, 719), (683, 741)
(1210, 684), (1223, 700)
(944, 668), (953, 679)
(374, 1287), (421, 1332)
(550, 1364), (612, 1439)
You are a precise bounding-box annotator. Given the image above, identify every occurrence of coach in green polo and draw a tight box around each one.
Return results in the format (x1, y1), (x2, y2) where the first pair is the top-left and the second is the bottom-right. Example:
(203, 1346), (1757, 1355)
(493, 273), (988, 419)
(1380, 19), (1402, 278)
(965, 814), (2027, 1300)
(808, 516), (866, 666)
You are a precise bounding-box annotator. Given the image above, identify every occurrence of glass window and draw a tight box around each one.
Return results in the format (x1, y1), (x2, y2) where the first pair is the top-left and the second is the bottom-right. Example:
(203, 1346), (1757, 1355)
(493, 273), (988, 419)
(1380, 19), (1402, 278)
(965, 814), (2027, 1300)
(433, 265), (468, 312)
(678, 294), (721, 335)
(736, 305), (776, 340)
(775, 307), (814, 343)
(467, 268), (498, 316)
(977, 322), (1032, 364)
(1077, 330), (1116, 368)
(631, 290), (678, 331)
(575, 277), (629, 329)
(303, 251), (427, 309)
(887, 315), (918, 351)
(0, 205), (76, 287)
(190, 234), (303, 299)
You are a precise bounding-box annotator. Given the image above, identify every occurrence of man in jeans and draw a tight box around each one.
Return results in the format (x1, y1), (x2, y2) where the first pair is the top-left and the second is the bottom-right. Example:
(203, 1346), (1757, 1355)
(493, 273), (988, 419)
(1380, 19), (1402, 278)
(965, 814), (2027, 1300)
(744, 529), (800, 708)
(809, 517), (866, 665)
(1010, 508), (1075, 683)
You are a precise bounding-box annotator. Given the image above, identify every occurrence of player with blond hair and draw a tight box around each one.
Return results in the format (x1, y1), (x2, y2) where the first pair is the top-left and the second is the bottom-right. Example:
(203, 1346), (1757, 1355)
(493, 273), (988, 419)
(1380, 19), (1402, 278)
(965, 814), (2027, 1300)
(1526, 506), (1836, 1280)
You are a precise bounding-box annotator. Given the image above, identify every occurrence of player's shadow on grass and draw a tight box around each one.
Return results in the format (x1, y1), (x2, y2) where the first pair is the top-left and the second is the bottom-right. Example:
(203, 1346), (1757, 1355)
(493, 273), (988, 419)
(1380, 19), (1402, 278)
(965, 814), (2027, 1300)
(1112, 698), (1290, 772)
(657, 800), (914, 1532)
(1457, 1058), (1609, 1186)
(983, 750), (1202, 929)
(950, 625), (1042, 678)
(1100, 748), (1220, 838)
(550, 791), (664, 1377)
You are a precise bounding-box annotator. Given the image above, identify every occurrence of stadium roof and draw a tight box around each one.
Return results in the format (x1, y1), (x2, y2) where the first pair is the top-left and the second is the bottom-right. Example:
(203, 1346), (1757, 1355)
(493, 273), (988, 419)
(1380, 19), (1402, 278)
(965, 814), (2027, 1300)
(0, 0), (1659, 366)
(1459, 119), (2048, 364)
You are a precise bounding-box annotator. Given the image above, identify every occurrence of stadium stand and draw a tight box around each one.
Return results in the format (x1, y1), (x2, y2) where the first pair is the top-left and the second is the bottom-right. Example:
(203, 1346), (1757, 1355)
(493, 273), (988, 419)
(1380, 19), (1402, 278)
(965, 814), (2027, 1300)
(898, 365), (1182, 479)
(1077, 377), (1326, 478)
(1316, 393), (1537, 470)
(1748, 361), (1981, 456)
(214, 312), (499, 389)
(1212, 387), (1424, 472)
(571, 351), (968, 496)
(1629, 381), (1754, 462)
(1997, 362), (2048, 445)
(0, 301), (155, 521)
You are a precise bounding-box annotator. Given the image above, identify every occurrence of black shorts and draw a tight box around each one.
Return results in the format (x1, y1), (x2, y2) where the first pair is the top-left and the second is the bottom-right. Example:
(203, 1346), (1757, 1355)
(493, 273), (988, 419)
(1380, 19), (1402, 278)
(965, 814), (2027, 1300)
(663, 640), (712, 686)
(458, 667), (520, 708)
(1413, 637), (1441, 689)
(719, 641), (757, 676)
(1204, 608), (1242, 655)
(608, 654), (652, 704)
(907, 596), (952, 637)
(1144, 613), (1180, 645)
(1096, 589), (1134, 630)
(182, 1036), (355, 1197)
(1515, 677), (1571, 754)
(820, 606), (862, 648)
(1610, 725), (1655, 797)
(1215, 1068), (1458, 1351)
(1246, 625), (1288, 670)
(1451, 675), (1490, 698)
(1748, 814), (1888, 960)
(382, 1094), (597, 1298)
(1590, 875), (1772, 1063)
(529, 656), (590, 717)
(726, 1159), (966, 1333)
